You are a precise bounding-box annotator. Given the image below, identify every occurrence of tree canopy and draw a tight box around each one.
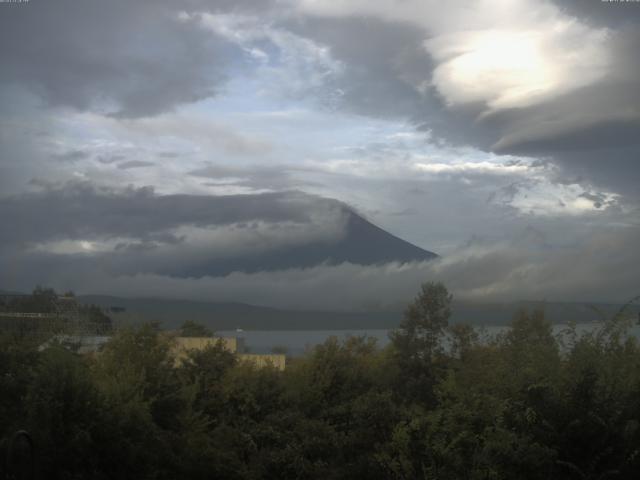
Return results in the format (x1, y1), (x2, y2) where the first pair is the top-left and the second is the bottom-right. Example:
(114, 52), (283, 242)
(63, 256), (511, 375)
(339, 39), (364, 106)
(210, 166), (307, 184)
(1, 283), (640, 479)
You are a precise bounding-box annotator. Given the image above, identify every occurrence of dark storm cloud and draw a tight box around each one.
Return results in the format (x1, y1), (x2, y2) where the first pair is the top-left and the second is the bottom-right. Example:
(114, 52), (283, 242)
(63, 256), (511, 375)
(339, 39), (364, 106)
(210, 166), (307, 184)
(0, 183), (637, 308)
(552, 0), (640, 27)
(117, 160), (155, 170)
(281, 4), (640, 201)
(52, 150), (91, 163)
(0, 182), (340, 247)
(0, 0), (241, 117)
(468, 46), (640, 199)
(284, 15), (434, 120)
(483, 24), (640, 197)
(4, 0), (637, 197)
(278, 13), (496, 148)
(268, 15), (478, 156)
(0, 182), (354, 296)
(543, 148), (640, 204)
(2, 225), (639, 309)
(97, 155), (126, 165)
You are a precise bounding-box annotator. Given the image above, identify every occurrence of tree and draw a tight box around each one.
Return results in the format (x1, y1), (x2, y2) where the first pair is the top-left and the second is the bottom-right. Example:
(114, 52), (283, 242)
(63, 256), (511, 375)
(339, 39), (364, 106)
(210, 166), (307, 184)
(25, 347), (107, 478)
(391, 282), (452, 362)
(390, 281), (452, 404)
(79, 304), (113, 334)
(180, 320), (213, 338)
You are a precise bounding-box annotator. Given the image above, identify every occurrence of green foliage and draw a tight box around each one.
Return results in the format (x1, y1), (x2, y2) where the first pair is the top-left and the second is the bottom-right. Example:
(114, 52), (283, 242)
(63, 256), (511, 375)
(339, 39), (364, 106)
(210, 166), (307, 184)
(391, 282), (453, 359)
(0, 336), (39, 449)
(390, 281), (453, 405)
(179, 320), (214, 338)
(25, 347), (106, 478)
(2, 286), (640, 479)
(79, 304), (113, 334)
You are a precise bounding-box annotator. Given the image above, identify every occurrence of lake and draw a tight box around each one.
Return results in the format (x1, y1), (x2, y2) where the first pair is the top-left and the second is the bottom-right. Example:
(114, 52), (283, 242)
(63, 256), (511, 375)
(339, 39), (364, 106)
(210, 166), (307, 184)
(219, 322), (640, 356)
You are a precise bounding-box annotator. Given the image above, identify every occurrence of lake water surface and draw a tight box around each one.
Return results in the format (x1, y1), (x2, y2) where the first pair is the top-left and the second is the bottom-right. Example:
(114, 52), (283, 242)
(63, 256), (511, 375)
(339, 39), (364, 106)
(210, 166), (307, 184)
(219, 323), (640, 356)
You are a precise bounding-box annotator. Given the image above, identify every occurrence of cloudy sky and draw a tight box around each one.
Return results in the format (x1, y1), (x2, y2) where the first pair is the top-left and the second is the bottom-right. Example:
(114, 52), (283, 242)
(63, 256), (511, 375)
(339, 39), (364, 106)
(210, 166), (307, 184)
(0, 0), (638, 309)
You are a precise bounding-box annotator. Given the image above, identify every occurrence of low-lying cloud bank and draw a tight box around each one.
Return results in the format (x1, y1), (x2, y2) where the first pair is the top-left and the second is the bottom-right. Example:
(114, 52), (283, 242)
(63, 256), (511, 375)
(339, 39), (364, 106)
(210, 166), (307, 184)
(0, 182), (347, 249)
(2, 226), (638, 311)
(0, 182), (637, 310)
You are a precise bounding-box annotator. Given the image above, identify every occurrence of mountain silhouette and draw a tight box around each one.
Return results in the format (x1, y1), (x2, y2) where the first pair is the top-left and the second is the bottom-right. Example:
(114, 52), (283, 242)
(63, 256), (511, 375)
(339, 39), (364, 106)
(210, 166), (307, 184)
(170, 209), (437, 278)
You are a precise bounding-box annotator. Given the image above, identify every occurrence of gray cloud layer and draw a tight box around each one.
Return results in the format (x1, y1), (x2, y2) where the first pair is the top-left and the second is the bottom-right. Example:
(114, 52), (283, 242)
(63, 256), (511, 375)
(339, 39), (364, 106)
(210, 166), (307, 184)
(0, 0), (240, 117)
(0, 183), (637, 309)
(289, 3), (640, 200)
(2, 0), (638, 196)
(0, 183), (337, 247)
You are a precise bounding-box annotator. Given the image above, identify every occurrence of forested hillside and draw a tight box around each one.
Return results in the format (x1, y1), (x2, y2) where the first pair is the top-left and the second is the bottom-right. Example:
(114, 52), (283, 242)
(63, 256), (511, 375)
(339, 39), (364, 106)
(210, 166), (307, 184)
(1, 283), (639, 479)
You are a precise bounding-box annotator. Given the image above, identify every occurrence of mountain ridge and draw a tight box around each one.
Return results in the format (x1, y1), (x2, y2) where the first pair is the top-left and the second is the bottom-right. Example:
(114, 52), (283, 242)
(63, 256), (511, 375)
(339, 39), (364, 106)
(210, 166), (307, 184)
(168, 208), (438, 277)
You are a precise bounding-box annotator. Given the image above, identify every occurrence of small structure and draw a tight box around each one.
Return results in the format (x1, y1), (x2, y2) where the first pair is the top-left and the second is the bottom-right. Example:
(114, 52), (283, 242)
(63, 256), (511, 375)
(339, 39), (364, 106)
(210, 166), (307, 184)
(37, 332), (286, 371)
(171, 335), (286, 371)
